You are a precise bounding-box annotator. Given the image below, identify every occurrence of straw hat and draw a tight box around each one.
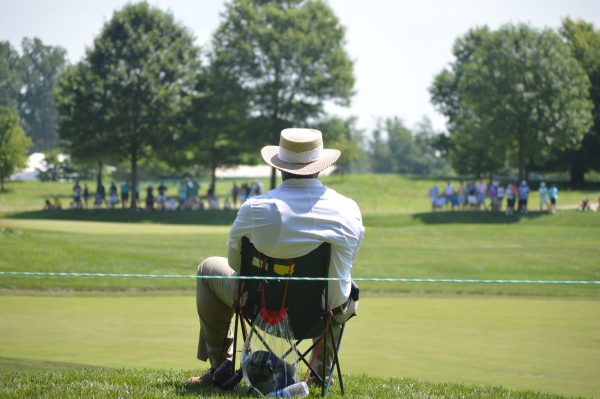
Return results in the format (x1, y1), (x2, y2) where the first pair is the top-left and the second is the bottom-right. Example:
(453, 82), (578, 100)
(261, 128), (340, 175)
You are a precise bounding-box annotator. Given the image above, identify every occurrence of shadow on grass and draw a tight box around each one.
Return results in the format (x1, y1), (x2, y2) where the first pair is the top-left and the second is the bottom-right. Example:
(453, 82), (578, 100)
(411, 210), (547, 224)
(7, 209), (238, 225)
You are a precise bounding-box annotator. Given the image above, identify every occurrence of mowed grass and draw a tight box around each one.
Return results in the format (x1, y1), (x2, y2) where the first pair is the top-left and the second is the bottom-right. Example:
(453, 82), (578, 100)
(1, 213), (599, 296)
(0, 369), (574, 399)
(2, 175), (600, 398)
(0, 295), (598, 398)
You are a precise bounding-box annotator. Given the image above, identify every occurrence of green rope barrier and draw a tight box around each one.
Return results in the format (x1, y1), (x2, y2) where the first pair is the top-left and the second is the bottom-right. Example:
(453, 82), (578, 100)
(0, 271), (599, 284)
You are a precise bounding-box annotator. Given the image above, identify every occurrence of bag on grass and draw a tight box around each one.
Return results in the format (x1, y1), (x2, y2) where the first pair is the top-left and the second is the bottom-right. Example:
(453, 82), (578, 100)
(241, 277), (301, 396)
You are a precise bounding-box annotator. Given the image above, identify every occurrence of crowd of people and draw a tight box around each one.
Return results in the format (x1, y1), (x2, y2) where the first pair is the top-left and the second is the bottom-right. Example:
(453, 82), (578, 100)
(44, 178), (265, 211)
(428, 180), (561, 215)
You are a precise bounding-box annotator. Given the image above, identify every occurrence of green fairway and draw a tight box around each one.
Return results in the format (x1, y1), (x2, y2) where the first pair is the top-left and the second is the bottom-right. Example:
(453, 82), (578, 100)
(1, 175), (600, 398)
(1, 215), (599, 295)
(0, 295), (598, 398)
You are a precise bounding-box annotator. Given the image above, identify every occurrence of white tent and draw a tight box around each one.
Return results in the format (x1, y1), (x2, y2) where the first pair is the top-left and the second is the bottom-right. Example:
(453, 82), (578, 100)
(10, 152), (46, 181)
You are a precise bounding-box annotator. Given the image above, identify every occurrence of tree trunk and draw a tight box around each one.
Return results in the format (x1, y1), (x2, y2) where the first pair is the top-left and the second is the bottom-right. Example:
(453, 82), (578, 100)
(569, 164), (586, 185)
(96, 161), (103, 190)
(130, 155), (138, 209)
(270, 166), (277, 190)
(0, 174), (4, 191)
(211, 165), (217, 193)
(518, 132), (525, 183)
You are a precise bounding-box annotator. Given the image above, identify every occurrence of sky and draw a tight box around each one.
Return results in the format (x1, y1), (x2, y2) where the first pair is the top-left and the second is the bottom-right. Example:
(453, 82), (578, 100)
(2, 0), (600, 134)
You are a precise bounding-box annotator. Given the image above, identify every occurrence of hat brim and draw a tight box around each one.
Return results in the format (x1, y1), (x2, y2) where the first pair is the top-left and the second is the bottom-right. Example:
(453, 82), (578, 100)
(261, 146), (340, 175)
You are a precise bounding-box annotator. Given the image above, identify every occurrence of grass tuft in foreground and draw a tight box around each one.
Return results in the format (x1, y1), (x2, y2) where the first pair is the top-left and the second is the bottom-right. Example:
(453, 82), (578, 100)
(0, 367), (576, 399)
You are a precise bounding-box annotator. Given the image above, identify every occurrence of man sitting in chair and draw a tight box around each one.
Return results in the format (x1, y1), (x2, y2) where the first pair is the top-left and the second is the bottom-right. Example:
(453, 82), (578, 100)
(189, 128), (365, 386)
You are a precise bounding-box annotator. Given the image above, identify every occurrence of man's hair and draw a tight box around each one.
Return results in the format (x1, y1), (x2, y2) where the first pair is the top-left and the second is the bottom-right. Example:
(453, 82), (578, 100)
(281, 171), (319, 180)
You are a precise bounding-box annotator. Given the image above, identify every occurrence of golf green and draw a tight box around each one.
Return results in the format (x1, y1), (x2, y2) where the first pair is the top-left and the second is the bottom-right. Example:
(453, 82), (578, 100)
(1, 295), (598, 398)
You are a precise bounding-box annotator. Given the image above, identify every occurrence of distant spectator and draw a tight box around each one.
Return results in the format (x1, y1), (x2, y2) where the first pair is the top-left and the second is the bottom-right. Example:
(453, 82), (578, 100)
(489, 181), (498, 211)
(53, 196), (62, 210)
(444, 181), (454, 209)
(496, 183), (504, 212)
(518, 181), (530, 214)
(97, 182), (106, 204)
(429, 184), (440, 212)
(93, 192), (104, 208)
(209, 195), (219, 210)
(457, 181), (467, 210)
(146, 185), (155, 211)
(476, 180), (487, 210)
(73, 180), (82, 209)
(121, 181), (130, 208)
(231, 183), (240, 207)
(596, 197), (600, 212)
(223, 197), (232, 210)
(467, 182), (477, 210)
(178, 180), (187, 207)
(241, 183), (250, 202)
(505, 183), (516, 215)
(548, 184), (558, 214)
(157, 182), (167, 211)
(538, 182), (549, 212)
(578, 198), (592, 212)
(83, 184), (90, 207)
(191, 198), (205, 210)
(165, 198), (177, 211)
(108, 182), (119, 209)
(191, 180), (199, 199)
(44, 199), (53, 210)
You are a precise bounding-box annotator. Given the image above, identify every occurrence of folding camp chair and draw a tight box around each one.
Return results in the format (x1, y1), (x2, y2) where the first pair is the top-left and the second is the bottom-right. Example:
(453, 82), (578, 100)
(232, 237), (349, 396)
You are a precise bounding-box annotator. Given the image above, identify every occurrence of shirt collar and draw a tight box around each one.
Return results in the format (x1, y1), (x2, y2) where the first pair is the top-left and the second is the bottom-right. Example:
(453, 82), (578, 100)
(280, 178), (324, 189)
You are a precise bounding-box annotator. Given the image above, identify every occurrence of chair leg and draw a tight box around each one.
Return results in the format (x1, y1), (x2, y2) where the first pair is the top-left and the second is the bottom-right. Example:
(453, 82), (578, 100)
(322, 331), (327, 397)
(232, 311), (239, 372)
(334, 323), (346, 395)
(323, 322), (346, 396)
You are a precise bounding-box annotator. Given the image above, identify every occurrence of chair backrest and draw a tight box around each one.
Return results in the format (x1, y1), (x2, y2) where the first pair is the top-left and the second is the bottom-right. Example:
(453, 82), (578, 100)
(239, 236), (331, 340)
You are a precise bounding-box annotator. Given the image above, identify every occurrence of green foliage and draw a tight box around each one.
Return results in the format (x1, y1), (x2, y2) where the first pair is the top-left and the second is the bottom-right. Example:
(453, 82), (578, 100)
(369, 117), (452, 175)
(178, 58), (253, 189)
(212, 0), (355, 187)
(56, 2), (200, 208)
(18, 38), (67, 152)
(56, 62), (113, 168)
(0, 41), (21, 111)
(0, 107), (31, 190)
(550, 18), (600, 183)
(431, 24), (593, 180)
(315, 115), (364, 174)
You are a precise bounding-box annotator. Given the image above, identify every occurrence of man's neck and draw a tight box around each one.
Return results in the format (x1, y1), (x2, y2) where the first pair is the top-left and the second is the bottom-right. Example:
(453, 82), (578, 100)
(281, 171), (319, 181)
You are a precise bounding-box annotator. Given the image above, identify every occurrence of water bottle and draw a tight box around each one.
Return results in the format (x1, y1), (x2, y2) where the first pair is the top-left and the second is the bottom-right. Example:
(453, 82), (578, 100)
(268, 381), (309, 398)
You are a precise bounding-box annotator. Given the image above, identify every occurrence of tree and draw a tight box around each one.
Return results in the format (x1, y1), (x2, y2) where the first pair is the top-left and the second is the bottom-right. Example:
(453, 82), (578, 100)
(412, 117), (453, 176)
(212, 0), (355, 188)
(57, 2), (200, 208)
(56, 62), (114, 190)
(431, 24), (593, 180)
(315, 115), (363, 174)
(0, 41), (22, 111)
(368, 117), (451, 175)
(179, 59), (252, 191)
(552, 18), (600, 183)
(18, 38), (67, 152)
(0, 107), (31, 191)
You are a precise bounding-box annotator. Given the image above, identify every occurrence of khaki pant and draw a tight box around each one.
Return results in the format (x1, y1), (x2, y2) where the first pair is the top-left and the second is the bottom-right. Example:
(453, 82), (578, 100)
(196, 256), (357, 372)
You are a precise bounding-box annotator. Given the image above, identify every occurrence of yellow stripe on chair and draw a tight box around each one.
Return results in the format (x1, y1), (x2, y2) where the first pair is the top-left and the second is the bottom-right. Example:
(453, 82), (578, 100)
(274, 263), (294, 276)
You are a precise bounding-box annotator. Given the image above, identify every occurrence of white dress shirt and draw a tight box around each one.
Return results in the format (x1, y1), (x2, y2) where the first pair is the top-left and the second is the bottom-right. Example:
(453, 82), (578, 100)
(227, 178), (365, 308)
